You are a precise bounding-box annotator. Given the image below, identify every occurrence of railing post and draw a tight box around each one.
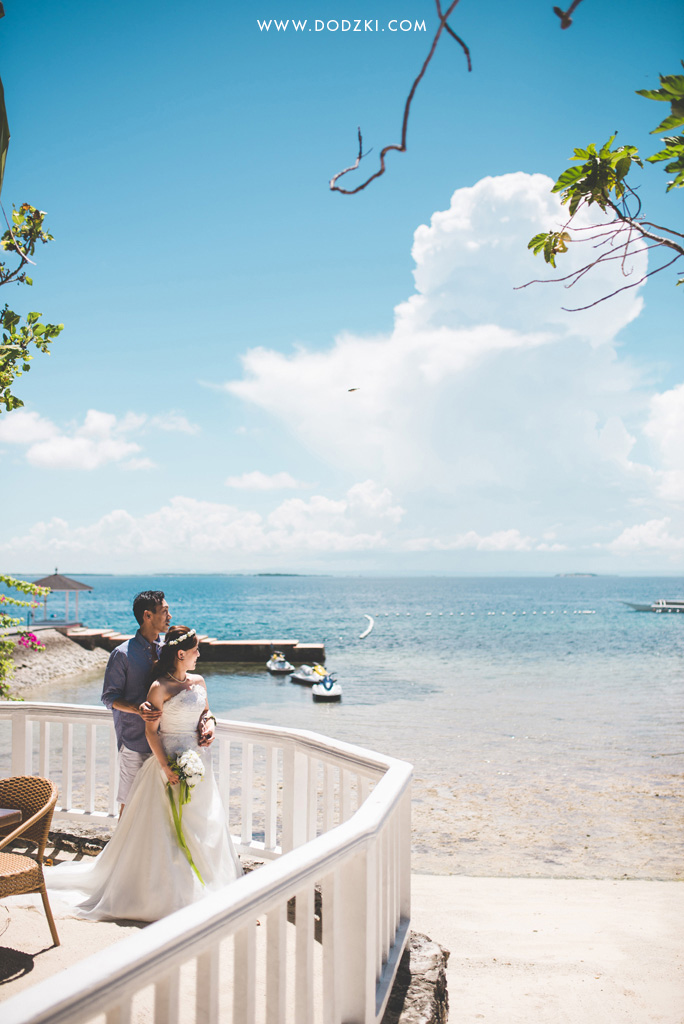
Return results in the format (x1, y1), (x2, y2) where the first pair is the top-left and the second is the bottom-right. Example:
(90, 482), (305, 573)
(155, 970), (181, 1024)
(295, 883), (315, 1021)
(335, 843), (378, 1024)
(282, 743), (309, 853)
(266, 902), (287, 1024)
(39, 720), (50, 778)
(322, 869), (340, 1024)
(234, 922), (257, 1024)
(196, 944), (220, 1023)
(11, 707), (32, 775)
(399, 788), (411, 922)
(241, 742), (254, 846)
(63, 721), (74, 809)
(85, 723), (97, 812)
(265, 744), (278, 852)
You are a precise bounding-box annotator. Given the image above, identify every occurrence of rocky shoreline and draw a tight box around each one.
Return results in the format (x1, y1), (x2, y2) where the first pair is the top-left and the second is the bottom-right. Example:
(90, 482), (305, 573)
(9, 629), (109, 696)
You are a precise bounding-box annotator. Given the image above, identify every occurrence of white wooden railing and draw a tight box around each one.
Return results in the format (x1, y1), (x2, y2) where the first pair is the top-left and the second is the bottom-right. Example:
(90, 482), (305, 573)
(0, 702), (412, 1024)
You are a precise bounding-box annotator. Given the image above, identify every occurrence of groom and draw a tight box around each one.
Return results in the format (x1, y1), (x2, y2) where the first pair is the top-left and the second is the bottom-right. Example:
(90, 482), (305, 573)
(101, 591), (217, 814)
(101, 591), (169, 813)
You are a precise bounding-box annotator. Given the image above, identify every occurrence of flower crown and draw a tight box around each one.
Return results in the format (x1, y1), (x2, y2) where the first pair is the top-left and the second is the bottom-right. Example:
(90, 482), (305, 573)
(165, 629), (196, 647)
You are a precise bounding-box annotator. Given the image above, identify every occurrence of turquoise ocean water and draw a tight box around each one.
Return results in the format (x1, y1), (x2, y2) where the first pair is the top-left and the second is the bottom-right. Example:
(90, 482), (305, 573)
(12, 575), (684, 877)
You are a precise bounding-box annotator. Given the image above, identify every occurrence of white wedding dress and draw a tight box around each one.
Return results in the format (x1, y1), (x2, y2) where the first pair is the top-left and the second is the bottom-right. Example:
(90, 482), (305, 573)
(46, 684), (242, 922)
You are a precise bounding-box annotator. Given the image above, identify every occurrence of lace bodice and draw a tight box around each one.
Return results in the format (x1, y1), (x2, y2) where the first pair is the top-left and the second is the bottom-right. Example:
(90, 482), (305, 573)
(159, 683), (206, 757)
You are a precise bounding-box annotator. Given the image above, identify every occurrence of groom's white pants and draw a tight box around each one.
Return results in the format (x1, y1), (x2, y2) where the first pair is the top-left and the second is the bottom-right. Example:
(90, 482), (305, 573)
(117, 746), (152, 805)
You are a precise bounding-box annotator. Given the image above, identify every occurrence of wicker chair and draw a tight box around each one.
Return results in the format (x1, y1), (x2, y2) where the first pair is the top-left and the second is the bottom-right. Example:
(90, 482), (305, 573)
(0, 776), (60, 946)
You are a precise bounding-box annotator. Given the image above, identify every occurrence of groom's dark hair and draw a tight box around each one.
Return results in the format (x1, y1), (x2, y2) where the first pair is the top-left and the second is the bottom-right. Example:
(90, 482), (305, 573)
(133, 590), (166, 625)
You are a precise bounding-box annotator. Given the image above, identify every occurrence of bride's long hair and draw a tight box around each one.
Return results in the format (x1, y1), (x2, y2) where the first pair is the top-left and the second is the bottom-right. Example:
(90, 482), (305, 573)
(151, 625), (198, 681)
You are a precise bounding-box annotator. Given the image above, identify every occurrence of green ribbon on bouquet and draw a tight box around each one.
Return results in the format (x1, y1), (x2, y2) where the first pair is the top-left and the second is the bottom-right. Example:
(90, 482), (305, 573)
(166, 780), (205, 886)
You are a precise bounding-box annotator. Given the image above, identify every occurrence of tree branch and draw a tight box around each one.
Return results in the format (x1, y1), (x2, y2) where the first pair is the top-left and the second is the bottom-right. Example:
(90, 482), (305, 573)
(330, 0), (469, 195)
(516, 238), (663, 290)
(561, 252), (683, 310)
(439, 0), (472, 71)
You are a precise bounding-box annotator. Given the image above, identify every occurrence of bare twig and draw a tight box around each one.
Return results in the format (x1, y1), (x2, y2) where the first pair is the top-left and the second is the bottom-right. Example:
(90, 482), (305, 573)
(518, 176), (683, 305)
(562, 252), (683, 311)
(639, 220), (684, 241)
(330, 0), (469, 195)
(598, 209), (684, 258)
(330, 127), (369, 188)
(516, 240), (662, 290)
(620, 221), (636, 278)
(438, 0), (472, 71)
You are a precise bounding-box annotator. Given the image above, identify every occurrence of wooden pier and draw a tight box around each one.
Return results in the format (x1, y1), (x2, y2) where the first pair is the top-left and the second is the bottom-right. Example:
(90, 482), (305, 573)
(64, 627), (325, 664)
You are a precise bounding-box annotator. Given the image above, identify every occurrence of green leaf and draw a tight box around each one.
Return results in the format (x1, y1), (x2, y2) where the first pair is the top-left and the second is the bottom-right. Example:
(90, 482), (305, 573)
(652, 109), (684, 134)
(636, 88), (672, 101)
(658, 73), (684, 93)
(615, 155), (631, 180)
(528, 233), (549, 251)
(554, 165), (585, 191)
(599, 134), (617, 158)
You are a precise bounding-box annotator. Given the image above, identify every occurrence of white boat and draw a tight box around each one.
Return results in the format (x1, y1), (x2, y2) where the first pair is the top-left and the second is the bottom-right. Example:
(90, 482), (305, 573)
(290, 663), (326, 686)
(623, 599), (684, 613)
(266, 652), (294, 674)
(312, 675), (342, 702)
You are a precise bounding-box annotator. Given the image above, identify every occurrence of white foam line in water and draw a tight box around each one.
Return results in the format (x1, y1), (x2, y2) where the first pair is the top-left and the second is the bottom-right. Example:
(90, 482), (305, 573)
(359, 615), (374, 639)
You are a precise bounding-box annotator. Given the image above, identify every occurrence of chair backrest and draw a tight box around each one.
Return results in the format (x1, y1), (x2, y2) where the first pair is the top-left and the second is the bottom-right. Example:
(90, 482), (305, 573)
(0, 776), (58, 850)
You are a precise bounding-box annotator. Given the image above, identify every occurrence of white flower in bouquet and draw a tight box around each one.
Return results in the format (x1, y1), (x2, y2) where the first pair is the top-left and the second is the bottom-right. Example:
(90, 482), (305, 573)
(176, 749), (205, 786)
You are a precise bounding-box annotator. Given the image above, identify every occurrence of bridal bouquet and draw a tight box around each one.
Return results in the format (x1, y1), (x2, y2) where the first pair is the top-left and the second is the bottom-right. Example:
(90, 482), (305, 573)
(166, 749), (206, 884)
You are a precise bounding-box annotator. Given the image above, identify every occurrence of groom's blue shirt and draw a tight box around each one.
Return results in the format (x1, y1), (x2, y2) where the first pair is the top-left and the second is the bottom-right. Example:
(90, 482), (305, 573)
(101, 630), (161, 753)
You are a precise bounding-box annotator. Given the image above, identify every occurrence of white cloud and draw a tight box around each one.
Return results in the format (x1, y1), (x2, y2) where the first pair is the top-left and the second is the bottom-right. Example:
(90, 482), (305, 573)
(149, 412), (200, 435)
(0, 409), (144, 470)
(222, 173), (654, 549)
(402, 172), (644, 344)
(24, 410), (143, 471)
(346, 480), (405, 523)
(0, 409), (57, 444)
(644, 383), (684, 502)
(405, 529), (534, 552)
(0, 481), (407, 569)
(225, 470), (304, 490)
(0, 406), (199, 471)
(607, 518), (684, 554)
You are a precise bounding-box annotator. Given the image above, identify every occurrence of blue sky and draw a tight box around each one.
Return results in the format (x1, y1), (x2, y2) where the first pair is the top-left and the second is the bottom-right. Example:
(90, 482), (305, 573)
(1, 0), (683, 573)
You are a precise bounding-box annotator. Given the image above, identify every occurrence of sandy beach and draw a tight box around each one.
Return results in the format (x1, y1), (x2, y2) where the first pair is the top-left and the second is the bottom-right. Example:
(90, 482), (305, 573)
(408, 765), (683, 880)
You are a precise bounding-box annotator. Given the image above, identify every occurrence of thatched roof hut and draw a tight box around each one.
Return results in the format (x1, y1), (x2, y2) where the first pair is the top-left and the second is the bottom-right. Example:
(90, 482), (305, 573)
(31, 569), (93, 625)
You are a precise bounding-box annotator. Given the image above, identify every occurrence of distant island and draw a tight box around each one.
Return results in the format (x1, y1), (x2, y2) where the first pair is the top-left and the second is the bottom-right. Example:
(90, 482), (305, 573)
(555, 573), (599, 577)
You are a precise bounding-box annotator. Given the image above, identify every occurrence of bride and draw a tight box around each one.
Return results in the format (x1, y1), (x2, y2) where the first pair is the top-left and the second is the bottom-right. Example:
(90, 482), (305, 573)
(47, 626), (242, 921)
